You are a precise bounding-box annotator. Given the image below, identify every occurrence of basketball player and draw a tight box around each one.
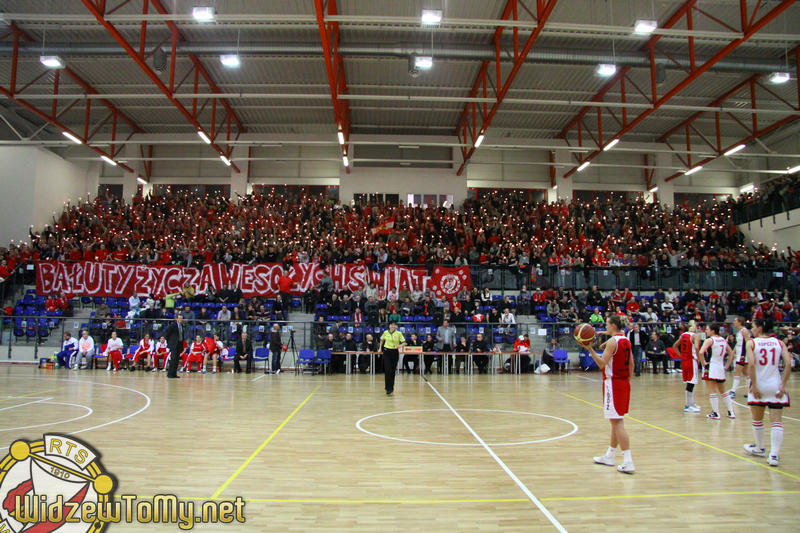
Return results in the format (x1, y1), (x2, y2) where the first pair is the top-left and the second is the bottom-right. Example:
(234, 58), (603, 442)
(743, 318), (791, 467)
(697, 323), (736, 419)
(204, 333), (226, 374)
(581, 315), (635, 474)
(130, 333), (154, 371)
(183, 334), (207, 373)
(152, 335), (170, 372)
(103, 331), (124, 372)
(673, 320), (701, 413)
(728, 317), (750, 398)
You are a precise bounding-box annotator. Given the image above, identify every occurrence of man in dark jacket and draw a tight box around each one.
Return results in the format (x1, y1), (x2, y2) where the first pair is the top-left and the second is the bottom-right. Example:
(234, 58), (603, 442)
(235, 331), (254, 374)
(163, 314), (185, 379)
(627, 323), (647, 376)
(645, 331), (668, 374)
(471, 333), (490, 374)
(268, 323), (283, 374)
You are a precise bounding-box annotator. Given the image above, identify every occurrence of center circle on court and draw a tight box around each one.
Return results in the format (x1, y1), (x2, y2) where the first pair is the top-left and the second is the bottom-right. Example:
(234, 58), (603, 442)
(356, 409), (578, 446)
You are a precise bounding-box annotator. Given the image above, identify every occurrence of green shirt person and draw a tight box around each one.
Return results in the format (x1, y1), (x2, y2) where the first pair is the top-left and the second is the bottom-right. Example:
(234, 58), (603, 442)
(379, 322), (406, 396)
(589, 309), (604, 325)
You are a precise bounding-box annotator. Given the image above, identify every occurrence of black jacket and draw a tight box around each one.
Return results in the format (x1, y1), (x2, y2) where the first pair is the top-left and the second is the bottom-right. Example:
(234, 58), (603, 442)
(627, 330), (647, 349)
(236, 336), (253, 358)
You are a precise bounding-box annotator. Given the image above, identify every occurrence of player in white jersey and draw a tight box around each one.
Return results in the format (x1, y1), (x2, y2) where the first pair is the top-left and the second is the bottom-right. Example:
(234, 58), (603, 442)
(743, 318), (791, 467)
(697, 323), (736, 420)
(728, 317), (750, 398)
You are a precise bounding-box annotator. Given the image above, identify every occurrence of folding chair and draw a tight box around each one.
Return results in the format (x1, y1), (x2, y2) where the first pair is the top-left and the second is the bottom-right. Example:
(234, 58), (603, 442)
(316, 349), (332, 374)
(553, 349), (570, 373)
(93, 343), (109, 370)
(254, 347), (269, 372)
(297, 349), (317, 374)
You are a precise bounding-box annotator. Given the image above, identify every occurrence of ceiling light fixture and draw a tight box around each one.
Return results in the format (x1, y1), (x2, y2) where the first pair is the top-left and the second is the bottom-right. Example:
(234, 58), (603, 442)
(633, 19), (658, 35)
(337, 130), (345, 145)
(723, 144), (746, 156)
(220, 155), (231, 166)
(343, 155), (349, 167)
(684, 165), (703, 175)
(740, 183), (755, 193)
(603, 138), (619, 151)
(596, 63), (616, 77)
(768, 72), (790, 84)
(414, 56), (433, 69)
(788, 164), (800, 174)
(577, 161), (591, 172)
(421, 9), (442, 25)
(649, 185), (659, 193)
(219, 54), (240, 68)
(474, 134), (485, 148)
(197, 130), (211, 144)
(61, 131), (82, 144)
(192, 6), (215, 22)
(136, 177), (147, 185)
(100, 155), (117, 166)
(40, 56), (65, 69)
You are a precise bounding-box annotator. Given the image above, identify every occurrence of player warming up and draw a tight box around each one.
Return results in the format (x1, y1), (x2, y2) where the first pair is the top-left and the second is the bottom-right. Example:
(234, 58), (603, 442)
(697, 323), (736, 420)
(674, 320), (701, 413)
(152, 335), (170, 372)
(579, 316), (636, 474)
(743, 318), (791, 467)
(728, 316), (751, 398)
(104, 331), (124, 372)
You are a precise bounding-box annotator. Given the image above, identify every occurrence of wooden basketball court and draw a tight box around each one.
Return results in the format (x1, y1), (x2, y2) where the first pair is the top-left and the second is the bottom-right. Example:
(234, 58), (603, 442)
(0, 365), (797, 531)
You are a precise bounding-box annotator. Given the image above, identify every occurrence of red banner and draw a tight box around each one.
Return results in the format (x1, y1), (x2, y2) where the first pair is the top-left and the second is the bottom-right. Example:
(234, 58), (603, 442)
(429, 266), (472, 299)
(35, 261), (433, 298)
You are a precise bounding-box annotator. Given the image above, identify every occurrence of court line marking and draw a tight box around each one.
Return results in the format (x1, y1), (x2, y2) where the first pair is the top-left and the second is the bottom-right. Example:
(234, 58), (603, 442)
(424, 379), (568, 533)
(574, 375), (601, 383)
(211, 386), (320, 499)
(0, 397), (53, 413)
(560, 392), (800, 482)
(251, 374), (267, 382)
(0, 402), (93, 432)
(0, 377), (151, 451)
(171, 489), (800, 504)
(0, 388), (59, 403)
(730, 385), (799, 423)
(355, 409), (578, 446)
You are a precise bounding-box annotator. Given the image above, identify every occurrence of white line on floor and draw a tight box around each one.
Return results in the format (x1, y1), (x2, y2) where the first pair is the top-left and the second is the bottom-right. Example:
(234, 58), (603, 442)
(424, 379), (568, 533)
(0, 397), (53, 412)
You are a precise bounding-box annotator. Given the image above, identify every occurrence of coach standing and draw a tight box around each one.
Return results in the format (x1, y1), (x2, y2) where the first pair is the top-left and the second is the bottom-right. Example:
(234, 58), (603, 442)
(379, 322), (406, 396)
(164, 314), (185, 379)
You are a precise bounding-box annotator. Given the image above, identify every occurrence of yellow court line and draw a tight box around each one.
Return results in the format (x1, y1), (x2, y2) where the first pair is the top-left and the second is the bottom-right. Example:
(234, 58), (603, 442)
(541, 490), (800, 502)
(0, 388), (60, 404)
(211, 386), (320, 499)
(560, 392), (800, 482)
(170, 490), (799, 504)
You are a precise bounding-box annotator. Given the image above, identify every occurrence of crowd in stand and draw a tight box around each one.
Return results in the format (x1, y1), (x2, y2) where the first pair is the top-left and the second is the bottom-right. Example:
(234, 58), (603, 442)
(733, 172), (800, 224)
(3, 188), (798, 277)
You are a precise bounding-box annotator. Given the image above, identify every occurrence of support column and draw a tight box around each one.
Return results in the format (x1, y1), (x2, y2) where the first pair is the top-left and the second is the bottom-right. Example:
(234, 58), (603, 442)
(553, 149), (573, 202)
(650, 152), (674, 208)
(120, 145), (141, 202)
(85, 161), (101, 198)
(230, 148), (249, 201)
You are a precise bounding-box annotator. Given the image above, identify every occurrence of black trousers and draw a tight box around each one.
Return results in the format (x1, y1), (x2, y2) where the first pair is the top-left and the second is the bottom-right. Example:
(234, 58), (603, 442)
(403, 354), (419, 372)
(474, 354), (489, 373)
(649, 353), (669, 373)
(383, 348), (399, 393)
(166, 342), (182, 377)
(234, 353), (253, 373)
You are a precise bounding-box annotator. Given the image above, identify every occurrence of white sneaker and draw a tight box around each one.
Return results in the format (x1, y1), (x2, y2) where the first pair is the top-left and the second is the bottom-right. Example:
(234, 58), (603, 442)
(106, 366), (111, 372)
(690, 404), (701, 412)
(683, 405), (695, 413)
(743, 444), (766, 457)
(151, 368), (157, 372)
(707, 412), (720, 420)
(727, 410), (736, 419)
(593, 454), (615, 466)
(617, 462), (635, 474)
(201, 368), (206, 374)
(161, 368), (166, 372)
(767, 455), (779, 467)
(112, 368), (117, 372)
(276, 369), (281, 374)
(212, 368), (217, 374)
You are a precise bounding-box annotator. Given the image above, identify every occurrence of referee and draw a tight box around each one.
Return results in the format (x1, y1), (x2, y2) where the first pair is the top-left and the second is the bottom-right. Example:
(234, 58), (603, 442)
(379, 321), (406, 396)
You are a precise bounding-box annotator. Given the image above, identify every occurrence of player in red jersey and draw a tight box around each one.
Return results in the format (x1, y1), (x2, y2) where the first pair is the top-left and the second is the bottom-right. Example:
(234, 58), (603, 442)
(744, 318), (791, 467)
(580, 315), (635, 474)
(130, 333), (154, 371)
(152, 335), (170, 372)
(182, 334), (207, 373)
(673, 320), (701, 413)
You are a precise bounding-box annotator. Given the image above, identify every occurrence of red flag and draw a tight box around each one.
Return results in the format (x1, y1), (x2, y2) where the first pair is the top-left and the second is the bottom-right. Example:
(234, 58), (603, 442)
(370, 217), (395, 235)
(430, 266), (471, 299)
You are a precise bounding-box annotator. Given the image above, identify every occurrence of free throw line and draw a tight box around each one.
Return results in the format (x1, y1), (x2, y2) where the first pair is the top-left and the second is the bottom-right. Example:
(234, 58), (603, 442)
(212, 386), (319, 498)
(560, 392), (800, 482)
(424, 378), (568, 533)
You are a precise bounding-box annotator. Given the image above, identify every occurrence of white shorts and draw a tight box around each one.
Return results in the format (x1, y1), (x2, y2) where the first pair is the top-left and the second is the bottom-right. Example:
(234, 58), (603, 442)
(747, 376), (791, 406)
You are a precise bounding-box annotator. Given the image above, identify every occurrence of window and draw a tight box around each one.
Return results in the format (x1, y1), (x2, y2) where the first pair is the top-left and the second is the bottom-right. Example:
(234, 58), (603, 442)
(152, 184), (231, 198)
(407, 194), (454, 208)
(470, 188), (545, 203)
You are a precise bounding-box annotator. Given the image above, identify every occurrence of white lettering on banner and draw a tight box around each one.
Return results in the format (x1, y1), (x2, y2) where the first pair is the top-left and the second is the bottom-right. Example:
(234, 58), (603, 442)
(34, 261), (449, 298)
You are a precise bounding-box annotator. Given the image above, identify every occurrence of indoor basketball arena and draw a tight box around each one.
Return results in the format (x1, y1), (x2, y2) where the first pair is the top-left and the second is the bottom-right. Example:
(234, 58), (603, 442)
(0, 1), (799, 531)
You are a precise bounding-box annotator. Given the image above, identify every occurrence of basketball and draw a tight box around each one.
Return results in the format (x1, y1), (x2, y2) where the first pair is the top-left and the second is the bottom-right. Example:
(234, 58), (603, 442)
(574, 323), (596, 345)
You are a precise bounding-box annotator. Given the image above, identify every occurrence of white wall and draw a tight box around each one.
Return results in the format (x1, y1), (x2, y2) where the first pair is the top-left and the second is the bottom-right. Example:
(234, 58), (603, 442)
(741, 207), (800, 252)
(339, 167), (468, 206)
(0, 147), (89, 244)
